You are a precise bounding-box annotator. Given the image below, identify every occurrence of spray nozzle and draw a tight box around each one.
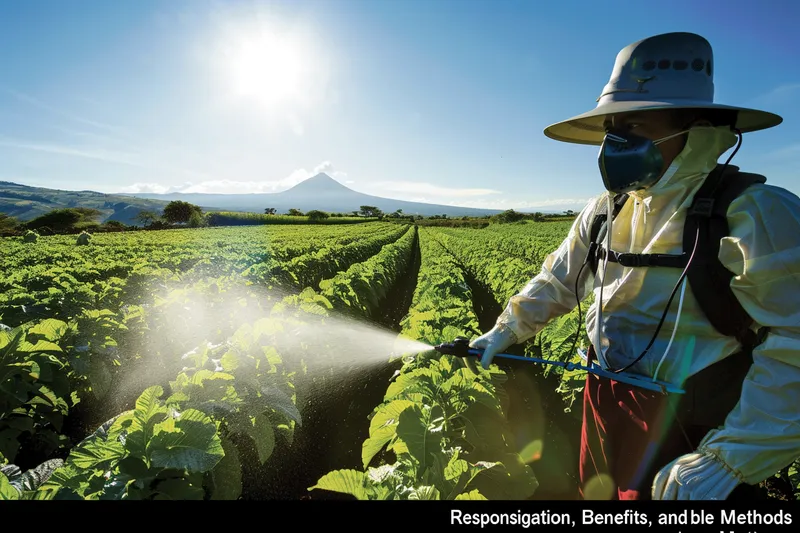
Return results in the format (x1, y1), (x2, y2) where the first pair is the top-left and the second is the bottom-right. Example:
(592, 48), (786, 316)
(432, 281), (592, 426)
(433, 337), (475, 358)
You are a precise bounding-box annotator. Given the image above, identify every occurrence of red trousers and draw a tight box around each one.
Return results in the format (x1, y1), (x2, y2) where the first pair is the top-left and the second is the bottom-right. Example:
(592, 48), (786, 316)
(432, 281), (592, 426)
(577, 347), (764, 500)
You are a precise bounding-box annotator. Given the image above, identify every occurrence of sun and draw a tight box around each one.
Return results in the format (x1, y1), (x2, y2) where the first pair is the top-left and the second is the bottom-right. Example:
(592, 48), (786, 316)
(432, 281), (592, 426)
(221, 23), (314, 110)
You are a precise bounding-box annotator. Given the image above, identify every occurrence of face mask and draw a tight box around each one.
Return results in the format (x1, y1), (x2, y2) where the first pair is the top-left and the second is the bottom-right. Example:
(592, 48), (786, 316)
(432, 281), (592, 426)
(598, 128), (690, 194)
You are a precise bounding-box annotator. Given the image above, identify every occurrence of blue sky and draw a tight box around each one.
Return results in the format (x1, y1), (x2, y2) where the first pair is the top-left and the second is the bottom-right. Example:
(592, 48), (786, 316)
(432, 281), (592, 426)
(0, 0), (797, 211)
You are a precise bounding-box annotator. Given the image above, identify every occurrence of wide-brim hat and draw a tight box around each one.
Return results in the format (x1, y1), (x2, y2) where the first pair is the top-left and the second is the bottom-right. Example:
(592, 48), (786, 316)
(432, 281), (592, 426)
(544, 32), (783, 145)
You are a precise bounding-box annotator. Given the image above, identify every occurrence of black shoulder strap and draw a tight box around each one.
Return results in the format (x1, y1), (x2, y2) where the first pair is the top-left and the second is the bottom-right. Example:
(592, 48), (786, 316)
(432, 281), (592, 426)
(588, 193), (629, 275)
(683, 164), (768, 351)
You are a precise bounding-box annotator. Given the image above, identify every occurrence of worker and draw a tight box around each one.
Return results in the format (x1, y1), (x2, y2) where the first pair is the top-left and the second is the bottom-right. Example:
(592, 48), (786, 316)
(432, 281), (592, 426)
(470, 32), (800, 500)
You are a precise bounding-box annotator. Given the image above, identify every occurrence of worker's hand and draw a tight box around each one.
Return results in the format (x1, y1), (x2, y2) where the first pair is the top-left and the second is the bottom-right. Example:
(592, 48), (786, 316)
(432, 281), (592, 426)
(651, 451), (741, 500)
(470, 324), (517, 369)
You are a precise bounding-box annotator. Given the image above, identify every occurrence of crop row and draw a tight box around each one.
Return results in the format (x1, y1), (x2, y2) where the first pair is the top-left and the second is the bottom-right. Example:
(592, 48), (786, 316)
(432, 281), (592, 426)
(312, 228), (539, 500)
(0, 223), (412, 458)
(3, 219), (798, 501)
(430, 220), (573, 266)
(0, 223), (406, 328)
(0, 224), (420, 499)
(423, 226), (590, 411)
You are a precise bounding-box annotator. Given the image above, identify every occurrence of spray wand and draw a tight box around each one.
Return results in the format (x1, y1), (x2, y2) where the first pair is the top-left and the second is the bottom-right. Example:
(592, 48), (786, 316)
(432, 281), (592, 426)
(432, 337), (684, 395)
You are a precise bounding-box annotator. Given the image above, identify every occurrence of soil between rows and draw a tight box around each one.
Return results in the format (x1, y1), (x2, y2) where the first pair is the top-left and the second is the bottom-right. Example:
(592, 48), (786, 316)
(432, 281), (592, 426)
(239, 228), (422, 499)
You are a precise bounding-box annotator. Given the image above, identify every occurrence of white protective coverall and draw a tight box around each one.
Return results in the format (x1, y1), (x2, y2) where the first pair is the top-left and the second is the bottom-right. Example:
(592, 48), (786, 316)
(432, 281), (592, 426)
(495, 125), (800, 489)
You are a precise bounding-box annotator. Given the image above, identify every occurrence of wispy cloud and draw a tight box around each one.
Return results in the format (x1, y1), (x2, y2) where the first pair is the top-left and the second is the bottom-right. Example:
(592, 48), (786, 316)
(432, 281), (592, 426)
(432, 197), (591, 211)
(120, 179), (292, 195)
(355, 180), (592, 210)
(116, 183), (182, 194)
(46, 125), (130, 146)
(762, 83), (800, 98)
(448, 197), (594, 210)
(0, 86), (132, 139)
(765, 143), (800, 159)
(0, 134), (217, 182)
(0, 138), (141, 167)
(369, 181), (502, 198)
(312, 161), (347, 180)
(2, 86), (215, 180)
(749, 83), (800, 107)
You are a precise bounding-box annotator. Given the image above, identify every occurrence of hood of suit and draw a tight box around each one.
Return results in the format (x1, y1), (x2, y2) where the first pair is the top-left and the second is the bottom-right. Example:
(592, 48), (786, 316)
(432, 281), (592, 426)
(630, 125), (740, 199)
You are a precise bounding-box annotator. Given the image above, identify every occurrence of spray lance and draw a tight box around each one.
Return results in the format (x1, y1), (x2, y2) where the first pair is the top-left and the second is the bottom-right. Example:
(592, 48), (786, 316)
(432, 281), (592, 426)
(432, 337), (685, 394)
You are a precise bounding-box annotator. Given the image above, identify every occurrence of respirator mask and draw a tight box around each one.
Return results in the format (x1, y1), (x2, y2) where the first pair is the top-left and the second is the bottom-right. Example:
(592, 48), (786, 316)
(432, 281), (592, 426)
(598, 128), (690, 194)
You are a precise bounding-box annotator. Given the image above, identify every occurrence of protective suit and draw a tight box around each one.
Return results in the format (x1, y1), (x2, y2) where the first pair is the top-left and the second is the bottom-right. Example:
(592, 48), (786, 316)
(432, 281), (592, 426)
(493, 124), (800, 493)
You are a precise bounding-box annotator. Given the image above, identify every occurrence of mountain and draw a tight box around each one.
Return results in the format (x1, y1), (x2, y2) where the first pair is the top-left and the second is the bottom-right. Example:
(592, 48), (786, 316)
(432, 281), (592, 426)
(120, 173), (507, 217)
(2, 174), (562, 224)
(0, 181), (170, 225)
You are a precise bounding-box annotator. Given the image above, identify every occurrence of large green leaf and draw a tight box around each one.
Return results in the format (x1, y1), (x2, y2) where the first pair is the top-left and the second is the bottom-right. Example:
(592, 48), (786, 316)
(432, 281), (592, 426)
(444, 452), (469, 482)
(391, 406), (442, 475)
(361, 399), (414, 468)
(444, 459), (499, 499)
(180, 370), (235, 405)
(0, 472), (19, 500)
(27, 320), (68, 342)
(441, 368), (473, 395)
(464, 382), (503, 414)
(152, 478), (204, 500)
(384, 368), (439, 401)
(220, 351), (241, 372)
(191, 370), (235, 386)
(249, 413), (275, 465)
(209, 437), (242, 500)
(148, 409), (224, 473)
(261, 385), (301, 426)
(455, 489), (487, 500)
(460, 402), (512, 456)
(309, 469), (368, 500)
(118, 457), (149, 479)
(409, 485), (440, 500)
(467, 453), (539, 500)
(125, 386), (168, 458)
(19, 339), (62, 354)
(0, 329), (21, 354)
(68, 439), (125, 470)
(40, 463), (85, 496)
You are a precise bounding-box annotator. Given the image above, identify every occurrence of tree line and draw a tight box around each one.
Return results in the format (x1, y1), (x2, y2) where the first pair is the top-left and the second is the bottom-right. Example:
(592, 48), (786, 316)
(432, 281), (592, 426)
(1, 201), (578, 237)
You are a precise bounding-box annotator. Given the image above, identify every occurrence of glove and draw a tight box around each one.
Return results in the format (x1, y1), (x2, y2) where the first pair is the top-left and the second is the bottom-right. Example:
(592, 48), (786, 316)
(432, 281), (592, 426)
(470, 324), (518, 369)
(651, 451), (742, 500)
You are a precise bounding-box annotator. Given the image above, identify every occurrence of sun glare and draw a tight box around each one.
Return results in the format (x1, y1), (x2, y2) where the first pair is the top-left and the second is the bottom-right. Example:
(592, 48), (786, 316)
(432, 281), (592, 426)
(219, 21), (315, 111)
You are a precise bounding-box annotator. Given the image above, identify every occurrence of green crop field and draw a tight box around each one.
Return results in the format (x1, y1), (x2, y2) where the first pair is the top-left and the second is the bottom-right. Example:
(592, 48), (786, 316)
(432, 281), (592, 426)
(1, 220), (797, 500)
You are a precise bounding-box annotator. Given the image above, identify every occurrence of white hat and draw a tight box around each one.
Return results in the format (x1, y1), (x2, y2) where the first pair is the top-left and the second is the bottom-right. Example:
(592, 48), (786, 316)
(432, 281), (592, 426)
(543, 32), (783, 145)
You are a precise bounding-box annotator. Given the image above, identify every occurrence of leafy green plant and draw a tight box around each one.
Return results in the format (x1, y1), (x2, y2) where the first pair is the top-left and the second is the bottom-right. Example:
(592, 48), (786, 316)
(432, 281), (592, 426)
(0, 320), (72, 463)
(318, 226), (416, 318)
(311, 352), (537, 500)
(38, 386), (224, 500)
(167, 317), (302, 461)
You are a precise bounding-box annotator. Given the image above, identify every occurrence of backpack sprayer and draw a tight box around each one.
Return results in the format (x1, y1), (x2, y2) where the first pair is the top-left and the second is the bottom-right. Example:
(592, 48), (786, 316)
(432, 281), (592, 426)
(433, 337), (685, 394)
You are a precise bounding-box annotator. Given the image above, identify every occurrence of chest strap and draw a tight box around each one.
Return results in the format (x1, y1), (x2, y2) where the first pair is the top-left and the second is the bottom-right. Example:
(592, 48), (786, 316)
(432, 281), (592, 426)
(592, 244), (689, 269)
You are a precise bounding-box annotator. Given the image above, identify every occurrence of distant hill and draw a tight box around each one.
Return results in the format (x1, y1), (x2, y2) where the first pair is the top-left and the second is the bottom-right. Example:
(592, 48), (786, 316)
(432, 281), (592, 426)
(2, 174), (563, 224)
(0, 181), (170, 225)
(121, 173), (507, 218)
